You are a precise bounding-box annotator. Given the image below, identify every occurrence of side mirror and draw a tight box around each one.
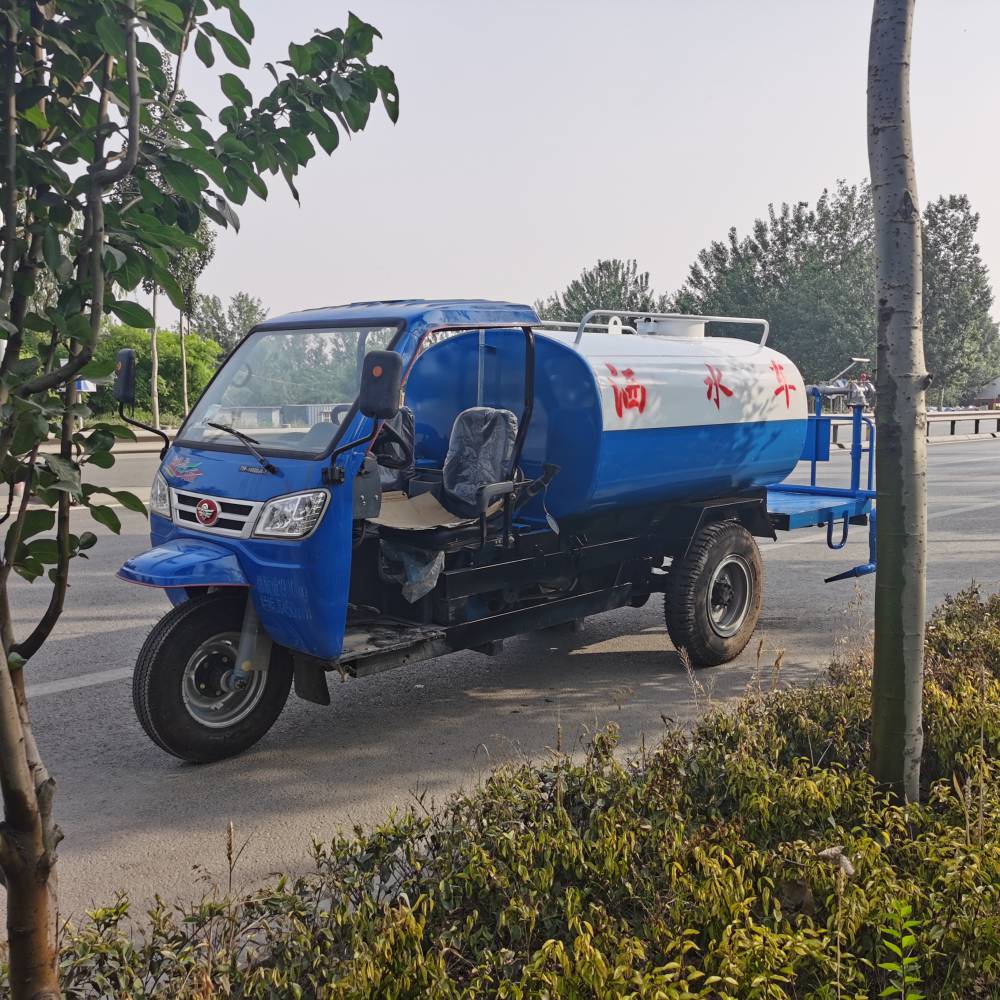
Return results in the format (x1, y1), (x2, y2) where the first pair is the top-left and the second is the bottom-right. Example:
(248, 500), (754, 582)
(113, 348), (136, 406)
(358, 350), (402, 420)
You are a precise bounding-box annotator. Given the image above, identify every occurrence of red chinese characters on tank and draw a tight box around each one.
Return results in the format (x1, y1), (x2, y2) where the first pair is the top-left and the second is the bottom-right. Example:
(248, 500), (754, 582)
(703, 364), (734, 409)
(770, 359), (797, 408)
(605, 363), (647, 418)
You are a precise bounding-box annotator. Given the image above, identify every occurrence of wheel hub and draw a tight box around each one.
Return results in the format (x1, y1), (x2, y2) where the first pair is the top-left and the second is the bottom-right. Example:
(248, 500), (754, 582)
(182, 633), (267, 729)
(707, 554), (753, 639)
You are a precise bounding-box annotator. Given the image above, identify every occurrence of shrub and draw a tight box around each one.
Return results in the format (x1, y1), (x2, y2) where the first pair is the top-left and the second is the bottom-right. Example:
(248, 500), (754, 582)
(4, 589), (1000, 999)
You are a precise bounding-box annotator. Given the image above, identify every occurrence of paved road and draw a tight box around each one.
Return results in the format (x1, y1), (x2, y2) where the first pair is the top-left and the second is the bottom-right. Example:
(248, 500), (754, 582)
(7, 442), (1000, 925)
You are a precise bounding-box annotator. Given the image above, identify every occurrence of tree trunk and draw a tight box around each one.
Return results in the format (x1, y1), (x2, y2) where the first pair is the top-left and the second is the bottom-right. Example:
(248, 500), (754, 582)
(0, 648), (61, 1000)
(180, 312), (189, 415)
(867, 0), (928, 802)
(150, 285), (160, 429)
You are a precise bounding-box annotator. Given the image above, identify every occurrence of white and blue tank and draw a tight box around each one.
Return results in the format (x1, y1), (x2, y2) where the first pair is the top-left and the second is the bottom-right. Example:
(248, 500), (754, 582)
(404, 316), (809, 523)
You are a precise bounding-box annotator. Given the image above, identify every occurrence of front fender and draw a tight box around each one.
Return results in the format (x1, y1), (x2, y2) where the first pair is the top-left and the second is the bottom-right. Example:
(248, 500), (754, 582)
(118, 538), (248, 589)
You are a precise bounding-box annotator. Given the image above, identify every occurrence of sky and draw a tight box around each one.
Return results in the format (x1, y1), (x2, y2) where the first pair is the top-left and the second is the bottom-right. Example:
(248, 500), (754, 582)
(175, 0), (1000, 325)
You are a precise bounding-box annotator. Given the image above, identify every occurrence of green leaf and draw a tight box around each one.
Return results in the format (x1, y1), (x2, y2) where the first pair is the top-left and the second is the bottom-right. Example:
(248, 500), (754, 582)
(86, 451), (115, 469)
(22, 311), (50, 332)
(10, 412), (50, 455)
(42, 226), (61, 272)
(142, 0), (184, 21)
(95, 15), (126, 54)
(26, 538), (60, 565)
(16, 85), (50, 111)
(112, 490), (147, 515)
(194, 30), (214, 68)
(159, 158), (204, 203)
(104, 244), (126, 271)
(152, 265), (185, 311)
(89, 504), (122, 534)
(204, 24), (251, 69)
(13, 557), (44, 583)
(83, 428), (117, 454)
(228, 4), (254, 42)
(92, 422), (136, 442)
(21, 104), (48, 130)
(18, 508), (54, 543)
(287, 41), (312, 74)
(79, 358), (116, 380)
(44, 454), (78, 484)
(78, 531), (98, 550)
(220, 72), (252, 109)
(172, 146), (228, 190)
(110, 300), (155, 329)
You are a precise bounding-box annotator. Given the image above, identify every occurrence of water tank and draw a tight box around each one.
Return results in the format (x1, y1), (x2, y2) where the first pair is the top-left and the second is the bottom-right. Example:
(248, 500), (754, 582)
(404, 326), (808, 523)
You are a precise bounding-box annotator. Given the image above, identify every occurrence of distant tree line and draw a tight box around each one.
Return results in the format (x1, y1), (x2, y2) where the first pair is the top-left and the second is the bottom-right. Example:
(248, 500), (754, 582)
(538, 182), (999, 404)
(78, 291), (267, 425)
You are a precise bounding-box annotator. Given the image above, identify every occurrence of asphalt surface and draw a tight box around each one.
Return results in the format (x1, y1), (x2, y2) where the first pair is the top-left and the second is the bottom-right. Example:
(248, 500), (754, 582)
(6, 440), (1000, 927)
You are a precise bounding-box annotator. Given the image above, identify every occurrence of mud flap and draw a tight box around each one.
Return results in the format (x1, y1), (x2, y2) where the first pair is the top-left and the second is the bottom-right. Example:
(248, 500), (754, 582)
(292, 656), (331, 706)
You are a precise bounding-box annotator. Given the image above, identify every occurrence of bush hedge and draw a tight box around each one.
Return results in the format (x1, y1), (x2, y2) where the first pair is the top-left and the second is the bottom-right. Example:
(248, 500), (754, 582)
(5, 588), (1000, 998)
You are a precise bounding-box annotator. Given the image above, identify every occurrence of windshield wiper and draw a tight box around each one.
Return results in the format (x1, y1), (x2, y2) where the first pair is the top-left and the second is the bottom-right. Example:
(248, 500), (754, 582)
(206, 421), (279, 475)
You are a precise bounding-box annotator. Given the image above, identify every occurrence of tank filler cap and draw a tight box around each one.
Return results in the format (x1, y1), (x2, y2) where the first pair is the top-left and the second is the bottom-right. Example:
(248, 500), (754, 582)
(637, 317), (706, 339)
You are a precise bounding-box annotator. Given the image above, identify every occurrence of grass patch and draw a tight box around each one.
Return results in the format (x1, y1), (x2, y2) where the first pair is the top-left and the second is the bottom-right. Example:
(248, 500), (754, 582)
(6, 588), (1000, 998)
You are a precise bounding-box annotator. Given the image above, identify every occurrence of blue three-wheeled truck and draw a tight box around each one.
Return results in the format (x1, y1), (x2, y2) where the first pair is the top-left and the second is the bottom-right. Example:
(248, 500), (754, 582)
(115, 300), (876, 762)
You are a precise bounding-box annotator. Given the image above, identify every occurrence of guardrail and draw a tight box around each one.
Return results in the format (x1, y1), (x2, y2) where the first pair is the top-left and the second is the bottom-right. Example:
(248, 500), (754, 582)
(829, 409), (1000, 446)
(926, 409), (1000, 439)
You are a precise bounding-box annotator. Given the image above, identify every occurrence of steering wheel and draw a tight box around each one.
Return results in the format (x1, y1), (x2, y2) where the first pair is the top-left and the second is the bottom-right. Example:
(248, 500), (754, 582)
(329, 403), (353, 424)
(375, 420), (414, 470)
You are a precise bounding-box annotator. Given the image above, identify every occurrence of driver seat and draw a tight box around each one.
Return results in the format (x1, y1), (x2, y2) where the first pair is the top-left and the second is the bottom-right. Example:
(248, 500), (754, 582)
(441, 406), (517, 517)
(371, 406), (518, 548)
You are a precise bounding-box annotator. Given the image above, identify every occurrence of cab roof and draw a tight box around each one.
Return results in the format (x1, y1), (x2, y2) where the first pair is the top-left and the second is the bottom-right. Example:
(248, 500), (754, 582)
(257, 299), (539, 332)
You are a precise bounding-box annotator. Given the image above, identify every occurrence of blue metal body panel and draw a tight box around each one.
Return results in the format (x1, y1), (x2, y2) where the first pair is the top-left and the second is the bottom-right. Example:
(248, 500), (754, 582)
(118, 533), (248, 588)
(120, 302), (540, 659)
(800, 415), (832, 462)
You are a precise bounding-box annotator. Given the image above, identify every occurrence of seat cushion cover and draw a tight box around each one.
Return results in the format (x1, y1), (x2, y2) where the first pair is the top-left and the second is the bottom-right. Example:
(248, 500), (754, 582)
(442, 407), (517, 518)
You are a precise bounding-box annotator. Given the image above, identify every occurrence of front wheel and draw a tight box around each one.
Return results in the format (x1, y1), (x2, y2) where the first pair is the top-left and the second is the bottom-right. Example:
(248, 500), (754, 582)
(665, 520), (763, 667)
(133, 593), (292, 763)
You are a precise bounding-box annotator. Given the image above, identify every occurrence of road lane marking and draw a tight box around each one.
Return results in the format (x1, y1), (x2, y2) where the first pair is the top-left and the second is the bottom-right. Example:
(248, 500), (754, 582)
(26, 667), (132, 698)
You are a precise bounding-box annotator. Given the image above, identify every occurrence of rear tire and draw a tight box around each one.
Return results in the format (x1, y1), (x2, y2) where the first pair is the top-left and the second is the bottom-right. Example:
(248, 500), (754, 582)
(133, 592), (292, 763)
(665, 520), (763, 667)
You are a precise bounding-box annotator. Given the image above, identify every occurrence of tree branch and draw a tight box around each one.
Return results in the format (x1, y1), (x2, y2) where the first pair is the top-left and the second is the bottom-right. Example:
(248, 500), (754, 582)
(0, 646), (37, 837)
(11, 382), (73, 662)
(0, 20), (18, 322)
(169, 1), (197, 109)
(12, 344), (92, 398)
(90, 0), (139, 187)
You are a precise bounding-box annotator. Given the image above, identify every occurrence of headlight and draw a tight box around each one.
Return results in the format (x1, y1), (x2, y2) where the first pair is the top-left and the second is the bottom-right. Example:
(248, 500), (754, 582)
(150, 472), (171, 518)
(254, 490), (329, 538)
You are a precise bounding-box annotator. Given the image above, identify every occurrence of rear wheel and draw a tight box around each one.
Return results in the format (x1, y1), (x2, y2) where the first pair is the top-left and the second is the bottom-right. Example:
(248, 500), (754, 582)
(665, 520), (763, 667)
(133, 592), (292, 763)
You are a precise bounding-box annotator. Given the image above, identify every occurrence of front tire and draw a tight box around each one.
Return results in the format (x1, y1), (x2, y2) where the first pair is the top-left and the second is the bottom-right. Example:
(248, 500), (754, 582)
(133, 592), (292, 763)
(665, 520), (763, 667)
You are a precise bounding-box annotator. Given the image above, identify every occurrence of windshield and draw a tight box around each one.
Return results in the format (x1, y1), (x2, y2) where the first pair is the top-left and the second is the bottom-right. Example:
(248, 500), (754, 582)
(178, 325), (399, 457)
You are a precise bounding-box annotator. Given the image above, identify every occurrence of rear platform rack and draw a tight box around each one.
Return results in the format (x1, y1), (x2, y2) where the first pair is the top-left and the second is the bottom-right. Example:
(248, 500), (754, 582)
(766, 391), (877, 583)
